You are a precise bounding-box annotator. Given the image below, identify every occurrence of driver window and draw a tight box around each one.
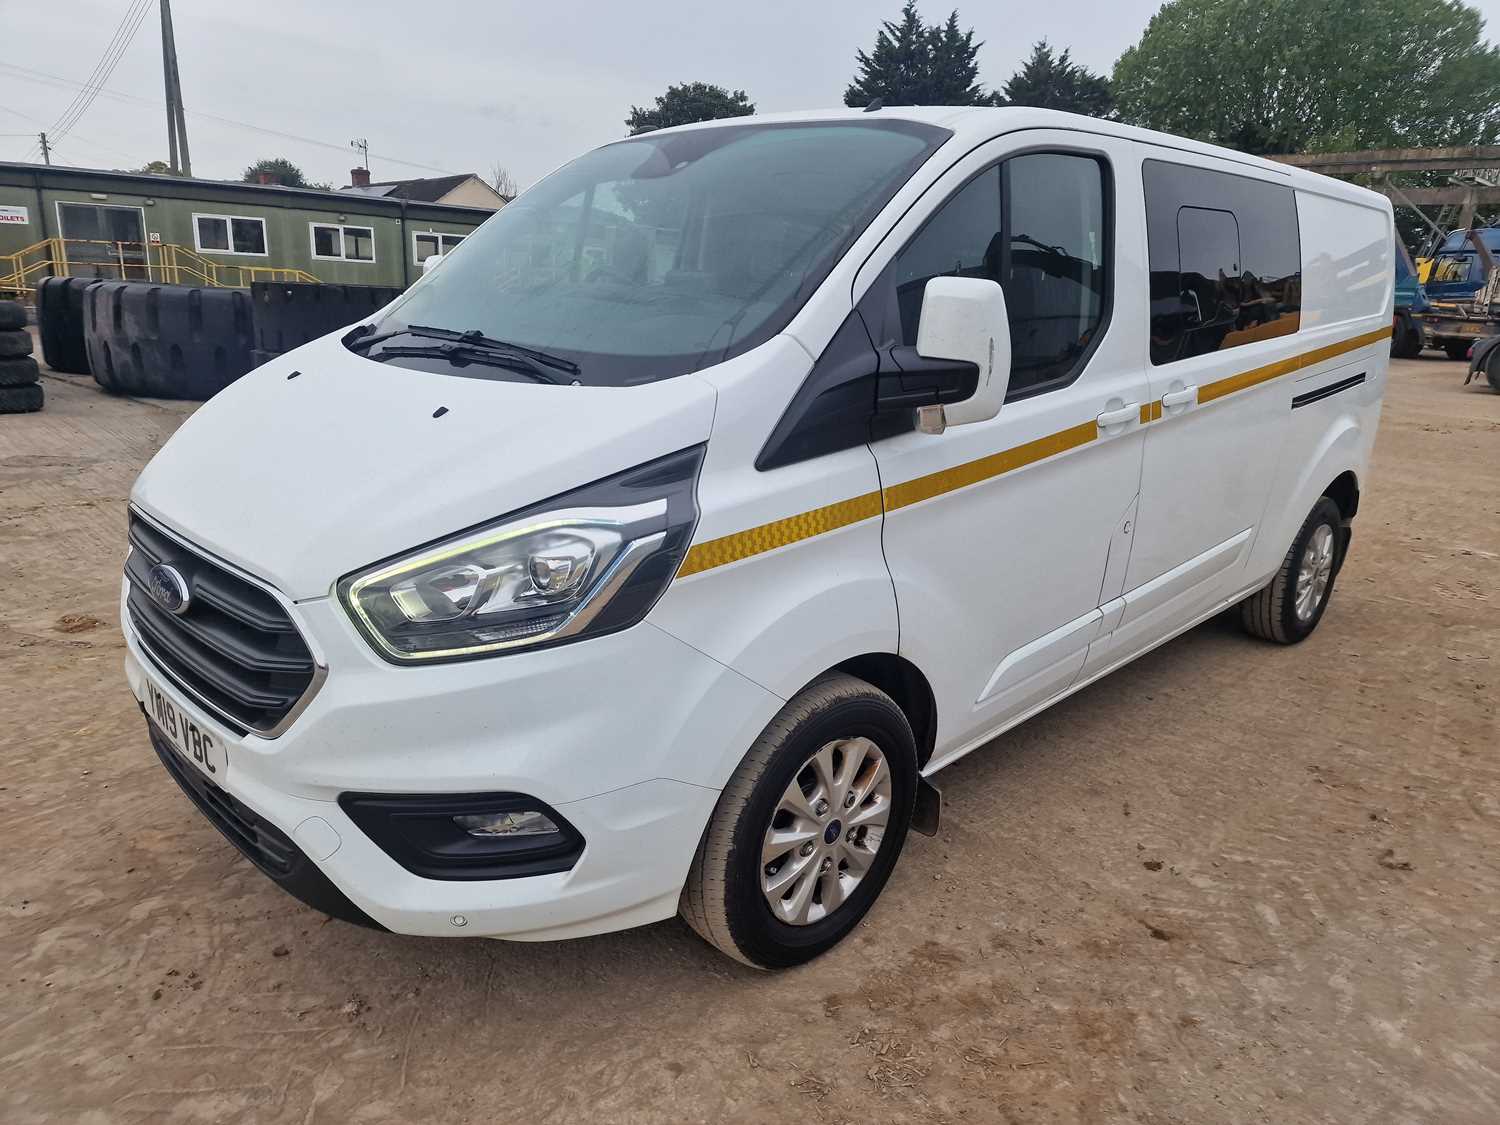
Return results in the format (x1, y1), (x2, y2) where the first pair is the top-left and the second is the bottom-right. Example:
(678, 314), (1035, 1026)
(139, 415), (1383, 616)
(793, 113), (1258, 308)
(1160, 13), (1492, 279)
(893, 152), (1108, 399)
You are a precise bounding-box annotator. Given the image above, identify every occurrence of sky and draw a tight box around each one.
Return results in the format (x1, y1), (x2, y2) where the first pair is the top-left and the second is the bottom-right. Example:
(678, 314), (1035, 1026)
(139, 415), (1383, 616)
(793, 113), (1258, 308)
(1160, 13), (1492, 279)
(4, 0), (1500, 192)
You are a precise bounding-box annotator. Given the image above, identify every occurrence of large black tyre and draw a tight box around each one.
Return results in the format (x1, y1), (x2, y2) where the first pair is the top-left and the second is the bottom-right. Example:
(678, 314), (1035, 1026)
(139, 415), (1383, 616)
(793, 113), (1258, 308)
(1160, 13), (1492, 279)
(680, 673), (917, 969)
(250, 281), (404, 360)
(1443, 339), (1472, 361)
(0, 301), (25, 331)
(0, 356), (40, 386)
(36, 276), (97, 375)
(0, 384), (43, 413)
(84, 281), (254, 399)
(1241, 496), (1345, 644)
(0, 330), (33, 358)
(1389, 311), (1422, 359)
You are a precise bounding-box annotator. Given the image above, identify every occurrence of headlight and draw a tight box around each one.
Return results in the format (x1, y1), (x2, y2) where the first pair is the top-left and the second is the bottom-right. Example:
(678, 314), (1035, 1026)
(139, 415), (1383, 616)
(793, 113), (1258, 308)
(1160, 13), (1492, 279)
(338, 447), (703, 663)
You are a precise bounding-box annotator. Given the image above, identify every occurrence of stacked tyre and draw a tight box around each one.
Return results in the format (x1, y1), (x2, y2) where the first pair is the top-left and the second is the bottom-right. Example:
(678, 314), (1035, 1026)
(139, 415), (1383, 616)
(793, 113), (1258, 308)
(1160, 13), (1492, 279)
(0, 299), (43, 414)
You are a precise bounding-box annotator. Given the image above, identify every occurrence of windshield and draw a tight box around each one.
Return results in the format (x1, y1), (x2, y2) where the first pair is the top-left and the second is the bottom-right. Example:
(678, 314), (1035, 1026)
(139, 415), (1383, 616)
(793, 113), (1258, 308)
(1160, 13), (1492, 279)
(362, 119), (949, 385)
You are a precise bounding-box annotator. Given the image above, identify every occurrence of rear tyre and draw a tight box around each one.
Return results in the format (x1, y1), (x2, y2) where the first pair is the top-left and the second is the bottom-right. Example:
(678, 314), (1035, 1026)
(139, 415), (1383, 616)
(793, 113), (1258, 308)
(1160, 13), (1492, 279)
(1240, 496), (1344, 644)
(0, 384), (44, 414)
(680, 673), (917, 969)
(0, 356), (40, 387)
(1389, 312), (1422, 359)
(1485, 345), (1500, 394)
(1443, 340), (1472, 361)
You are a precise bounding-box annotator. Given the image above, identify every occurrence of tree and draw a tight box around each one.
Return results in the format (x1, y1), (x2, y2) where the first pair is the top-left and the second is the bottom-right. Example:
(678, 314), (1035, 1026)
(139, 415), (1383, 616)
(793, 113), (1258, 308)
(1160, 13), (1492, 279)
(996, 40), (1114, 117)
(242, 157), (314, 187)
(844, 2), (987, 107)
(625, 83), (754, 134)
(1112, 0), (1500, 154)
(489, 163), (518, 199)
(133, 159), (179, 176)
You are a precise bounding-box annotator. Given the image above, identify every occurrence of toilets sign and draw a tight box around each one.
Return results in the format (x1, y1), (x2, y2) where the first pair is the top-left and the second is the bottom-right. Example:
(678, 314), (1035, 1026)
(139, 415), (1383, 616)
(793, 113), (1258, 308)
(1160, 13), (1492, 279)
(0, 205), (29, 226)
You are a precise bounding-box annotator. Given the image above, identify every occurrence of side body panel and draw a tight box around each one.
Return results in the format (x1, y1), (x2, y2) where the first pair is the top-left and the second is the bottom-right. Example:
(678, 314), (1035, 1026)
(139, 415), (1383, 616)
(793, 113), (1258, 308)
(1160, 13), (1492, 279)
(1243, 187), (1392, 583)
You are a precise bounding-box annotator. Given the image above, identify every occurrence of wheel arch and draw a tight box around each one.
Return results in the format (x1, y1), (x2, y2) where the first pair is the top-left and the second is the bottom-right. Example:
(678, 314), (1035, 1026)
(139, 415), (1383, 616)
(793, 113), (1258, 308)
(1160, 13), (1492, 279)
(1324, 468), (1360, 522)
(826, 652), (939, 769)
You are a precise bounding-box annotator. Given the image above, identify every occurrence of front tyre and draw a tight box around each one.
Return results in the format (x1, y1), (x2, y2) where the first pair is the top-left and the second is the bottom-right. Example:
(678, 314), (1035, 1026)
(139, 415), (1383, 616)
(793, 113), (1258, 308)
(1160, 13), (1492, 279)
(680, 673), (917, 969)
(1240, 496), (1345, 644)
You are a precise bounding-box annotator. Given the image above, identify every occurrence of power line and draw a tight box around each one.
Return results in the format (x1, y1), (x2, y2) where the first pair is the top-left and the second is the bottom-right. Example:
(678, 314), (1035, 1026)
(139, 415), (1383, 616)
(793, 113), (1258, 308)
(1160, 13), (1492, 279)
(47, 0), (154, 145)
(0, 60), (456, 176)
(0, 102), (143, 164)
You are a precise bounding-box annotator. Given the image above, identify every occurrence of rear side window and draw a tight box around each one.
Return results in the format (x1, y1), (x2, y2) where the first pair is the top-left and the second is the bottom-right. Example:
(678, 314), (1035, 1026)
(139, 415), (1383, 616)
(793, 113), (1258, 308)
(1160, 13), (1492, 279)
(1144, 159), (1300, 366)
(894, 151), (1109, 398)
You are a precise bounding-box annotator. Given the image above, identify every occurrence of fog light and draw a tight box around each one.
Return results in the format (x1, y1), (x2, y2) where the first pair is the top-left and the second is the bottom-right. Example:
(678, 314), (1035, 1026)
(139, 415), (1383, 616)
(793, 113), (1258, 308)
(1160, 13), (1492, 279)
(453, 809), (560, 838)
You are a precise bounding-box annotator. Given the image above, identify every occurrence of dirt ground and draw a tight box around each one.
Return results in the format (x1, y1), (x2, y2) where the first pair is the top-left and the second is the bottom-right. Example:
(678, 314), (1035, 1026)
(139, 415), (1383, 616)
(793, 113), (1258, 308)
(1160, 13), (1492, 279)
(1, 346), (1497, 1125)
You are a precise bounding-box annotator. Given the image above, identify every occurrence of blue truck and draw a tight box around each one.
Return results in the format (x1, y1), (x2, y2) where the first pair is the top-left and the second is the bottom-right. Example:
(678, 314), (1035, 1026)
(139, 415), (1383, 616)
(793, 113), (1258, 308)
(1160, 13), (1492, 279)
(1417, 227), (1500, 362)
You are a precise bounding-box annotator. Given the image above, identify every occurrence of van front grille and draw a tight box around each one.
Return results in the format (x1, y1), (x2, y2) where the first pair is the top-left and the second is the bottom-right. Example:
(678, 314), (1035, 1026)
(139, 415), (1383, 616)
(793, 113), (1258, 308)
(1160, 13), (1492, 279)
(126, 512), (317, 735)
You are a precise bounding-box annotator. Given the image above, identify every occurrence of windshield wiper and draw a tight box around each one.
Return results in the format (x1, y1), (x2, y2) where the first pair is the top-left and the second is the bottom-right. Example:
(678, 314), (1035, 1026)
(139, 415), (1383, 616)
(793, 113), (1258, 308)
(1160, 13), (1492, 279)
(349, 324), (581, 376)
(367, 341), (571, 385)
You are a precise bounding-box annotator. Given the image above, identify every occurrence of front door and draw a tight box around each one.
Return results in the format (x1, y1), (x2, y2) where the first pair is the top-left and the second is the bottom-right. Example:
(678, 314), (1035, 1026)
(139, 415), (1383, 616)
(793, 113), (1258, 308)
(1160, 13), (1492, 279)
(57, 202), (148, 280)
(864, 132), (1152, 766)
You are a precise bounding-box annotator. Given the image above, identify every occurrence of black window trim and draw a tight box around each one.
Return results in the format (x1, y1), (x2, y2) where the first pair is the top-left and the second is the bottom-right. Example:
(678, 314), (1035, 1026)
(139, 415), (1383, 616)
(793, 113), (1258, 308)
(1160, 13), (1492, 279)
(865, 141), (1116, 406)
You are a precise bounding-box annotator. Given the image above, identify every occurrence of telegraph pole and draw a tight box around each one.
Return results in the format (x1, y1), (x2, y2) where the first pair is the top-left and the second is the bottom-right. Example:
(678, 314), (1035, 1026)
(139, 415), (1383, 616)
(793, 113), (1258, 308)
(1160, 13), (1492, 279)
(160, 0), (191, 175)
(38, 132), (51, 165)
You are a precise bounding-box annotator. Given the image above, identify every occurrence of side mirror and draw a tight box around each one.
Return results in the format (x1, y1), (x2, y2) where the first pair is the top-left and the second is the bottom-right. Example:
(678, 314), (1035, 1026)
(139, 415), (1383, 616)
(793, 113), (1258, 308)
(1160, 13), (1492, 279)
(422, 253), (445, 275)
(915, 276), (1011, 428)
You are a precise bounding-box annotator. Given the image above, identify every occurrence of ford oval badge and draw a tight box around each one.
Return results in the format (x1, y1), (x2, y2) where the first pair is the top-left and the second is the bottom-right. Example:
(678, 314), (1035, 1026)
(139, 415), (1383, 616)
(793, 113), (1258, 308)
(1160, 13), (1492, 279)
(147, 563), (191, 615)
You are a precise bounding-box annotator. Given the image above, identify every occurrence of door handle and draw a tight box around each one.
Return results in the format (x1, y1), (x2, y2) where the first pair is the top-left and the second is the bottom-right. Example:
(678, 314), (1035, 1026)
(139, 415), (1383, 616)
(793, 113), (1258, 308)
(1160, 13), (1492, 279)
(1161, 386), (1197, 411)
(1097, 404), (1139, 429)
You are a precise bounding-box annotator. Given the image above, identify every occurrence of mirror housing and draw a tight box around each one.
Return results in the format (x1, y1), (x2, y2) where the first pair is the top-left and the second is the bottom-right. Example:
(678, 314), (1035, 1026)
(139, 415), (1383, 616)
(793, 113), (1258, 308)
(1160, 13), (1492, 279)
(422, 253), (445, 275)
(915, 276), (1011, 428)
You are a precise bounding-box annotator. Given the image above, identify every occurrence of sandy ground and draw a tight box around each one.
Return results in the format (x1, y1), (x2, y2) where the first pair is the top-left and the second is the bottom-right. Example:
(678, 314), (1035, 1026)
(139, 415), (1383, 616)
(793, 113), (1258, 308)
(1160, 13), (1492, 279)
(1, 348), (1497, 1125)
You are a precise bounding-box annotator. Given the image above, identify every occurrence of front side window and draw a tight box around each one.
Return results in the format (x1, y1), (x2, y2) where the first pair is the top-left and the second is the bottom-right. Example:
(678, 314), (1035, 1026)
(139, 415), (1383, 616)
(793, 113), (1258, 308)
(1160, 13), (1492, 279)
(366, 120), (950, 386)
(194, 214), (267, 255)
(1144, 159), (1301, 365)
(311, 223), (376, 262)
(893, 151), (1108, 397)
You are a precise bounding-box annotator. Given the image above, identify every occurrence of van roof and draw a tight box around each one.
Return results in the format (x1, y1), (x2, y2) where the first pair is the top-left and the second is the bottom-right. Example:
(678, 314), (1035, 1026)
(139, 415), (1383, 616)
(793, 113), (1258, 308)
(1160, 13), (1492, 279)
(637, 106), (1387, 209)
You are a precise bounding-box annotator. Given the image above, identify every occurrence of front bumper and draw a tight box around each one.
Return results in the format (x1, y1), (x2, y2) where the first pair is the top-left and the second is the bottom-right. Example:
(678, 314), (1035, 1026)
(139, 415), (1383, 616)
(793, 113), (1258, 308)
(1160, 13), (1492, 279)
(124, 585), (779, 941)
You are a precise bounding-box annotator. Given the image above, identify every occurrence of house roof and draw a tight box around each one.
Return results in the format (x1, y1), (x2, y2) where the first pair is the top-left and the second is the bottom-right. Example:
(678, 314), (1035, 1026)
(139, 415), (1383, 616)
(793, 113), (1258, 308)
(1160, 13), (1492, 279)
(349, 173), (480, 202)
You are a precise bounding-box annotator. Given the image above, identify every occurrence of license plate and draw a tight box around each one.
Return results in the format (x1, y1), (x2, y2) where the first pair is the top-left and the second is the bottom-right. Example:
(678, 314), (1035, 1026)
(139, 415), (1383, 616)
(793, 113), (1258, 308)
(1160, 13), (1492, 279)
(145, 676), (227, 780)
(1458, 322), (1483, 335)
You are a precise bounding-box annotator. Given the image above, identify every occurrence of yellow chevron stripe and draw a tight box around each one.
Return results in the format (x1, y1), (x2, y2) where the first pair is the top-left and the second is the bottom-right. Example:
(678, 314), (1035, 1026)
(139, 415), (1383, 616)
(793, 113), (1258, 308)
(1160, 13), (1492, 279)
(674, 325), (1390, 578)
(676, 489), (882, 577)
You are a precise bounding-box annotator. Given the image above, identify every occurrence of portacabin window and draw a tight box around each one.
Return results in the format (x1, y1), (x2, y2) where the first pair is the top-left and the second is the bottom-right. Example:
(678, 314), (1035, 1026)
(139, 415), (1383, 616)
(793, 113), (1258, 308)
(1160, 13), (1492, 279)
(413, 231), (467, 263)
(192, 213), (268, 256)
(892, 150), (1110, 399)
(310, 222), (376, 263)
(1144, 159), (1301, 366)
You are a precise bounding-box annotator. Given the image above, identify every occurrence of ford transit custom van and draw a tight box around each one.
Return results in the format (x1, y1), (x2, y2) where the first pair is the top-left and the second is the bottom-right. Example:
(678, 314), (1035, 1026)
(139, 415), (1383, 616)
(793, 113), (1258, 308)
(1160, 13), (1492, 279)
(124, 107), (1392, 967)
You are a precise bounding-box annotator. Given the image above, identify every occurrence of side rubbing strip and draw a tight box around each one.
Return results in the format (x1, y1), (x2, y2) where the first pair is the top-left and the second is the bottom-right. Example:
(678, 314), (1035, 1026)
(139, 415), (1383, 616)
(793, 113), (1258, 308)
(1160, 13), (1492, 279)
(675, 325), (1391, 579)
(676, 490), (882, 577)
(1292, 371), (1366, 409)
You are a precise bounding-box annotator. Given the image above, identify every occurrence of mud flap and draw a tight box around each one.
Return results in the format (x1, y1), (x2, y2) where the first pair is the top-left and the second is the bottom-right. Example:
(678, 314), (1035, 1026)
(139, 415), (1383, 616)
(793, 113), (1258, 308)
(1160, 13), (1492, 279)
(912, 777), (942, 837)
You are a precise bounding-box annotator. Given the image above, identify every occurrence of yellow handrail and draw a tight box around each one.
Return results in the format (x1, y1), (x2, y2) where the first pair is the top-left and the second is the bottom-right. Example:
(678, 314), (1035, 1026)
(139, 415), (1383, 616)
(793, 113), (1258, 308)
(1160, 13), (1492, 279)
(0, 237), (320, 299)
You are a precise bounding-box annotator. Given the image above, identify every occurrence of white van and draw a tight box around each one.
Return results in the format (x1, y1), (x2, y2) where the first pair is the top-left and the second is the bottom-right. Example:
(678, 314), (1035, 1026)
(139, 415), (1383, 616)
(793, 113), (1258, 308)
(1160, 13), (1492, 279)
(123, 108), (1392, 968)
